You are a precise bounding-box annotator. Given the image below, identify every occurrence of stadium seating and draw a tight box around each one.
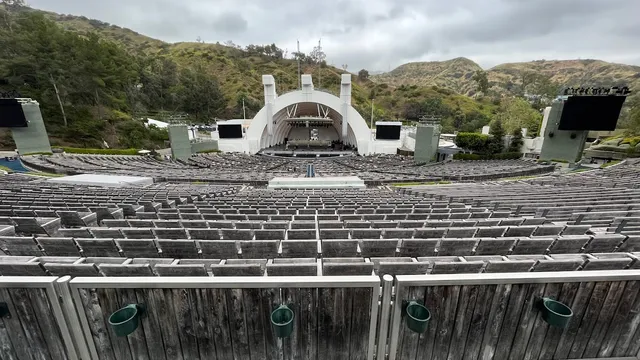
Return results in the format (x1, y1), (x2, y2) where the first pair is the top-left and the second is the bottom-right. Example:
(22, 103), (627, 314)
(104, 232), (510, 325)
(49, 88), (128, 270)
(1, 157), (640, 278)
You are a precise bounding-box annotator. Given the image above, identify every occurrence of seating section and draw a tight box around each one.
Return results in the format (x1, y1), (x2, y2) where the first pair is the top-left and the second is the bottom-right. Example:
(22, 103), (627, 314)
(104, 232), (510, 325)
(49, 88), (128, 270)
(22, 153), (555, 184)
(1, 157), (639, 277)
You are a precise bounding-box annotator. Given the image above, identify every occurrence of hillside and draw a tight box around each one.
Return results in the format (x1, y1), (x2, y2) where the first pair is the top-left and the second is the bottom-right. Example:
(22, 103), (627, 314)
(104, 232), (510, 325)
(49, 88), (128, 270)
(371, 58), (483, 95)
(0, 3), (503, 150)
(372, 58), (640, 97)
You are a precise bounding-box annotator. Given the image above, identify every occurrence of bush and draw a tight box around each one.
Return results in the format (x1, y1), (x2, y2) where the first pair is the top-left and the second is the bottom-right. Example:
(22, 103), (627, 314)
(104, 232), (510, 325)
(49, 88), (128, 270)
(453, 152), (522, 160)
(196, 149), (221, 154)
(454, 133), (490, 153)
(600, 160), (621, 168)
(59, 147), (140, 155)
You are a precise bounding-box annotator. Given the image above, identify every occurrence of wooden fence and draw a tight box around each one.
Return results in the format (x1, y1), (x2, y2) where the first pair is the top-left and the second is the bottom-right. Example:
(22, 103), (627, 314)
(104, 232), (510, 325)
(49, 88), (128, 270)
(387, 271), (640, 360)
(0, 277), (77, 359)
(67, 276), (380, 360)
(4, 272), (640, 360)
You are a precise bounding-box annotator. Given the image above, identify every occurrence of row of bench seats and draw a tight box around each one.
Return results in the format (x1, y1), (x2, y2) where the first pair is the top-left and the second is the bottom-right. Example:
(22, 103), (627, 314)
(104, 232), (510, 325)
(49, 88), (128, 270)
(49, 224), (591, 240)
(2, 235), (638, 258)
(1, 252), (638, 277)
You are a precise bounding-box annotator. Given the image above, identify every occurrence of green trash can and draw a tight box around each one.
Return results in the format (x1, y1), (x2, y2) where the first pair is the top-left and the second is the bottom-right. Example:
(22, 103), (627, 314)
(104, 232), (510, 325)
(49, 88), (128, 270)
(271, 305), (294, 338)
(405, 301), (430, 333)
(540, 298), (572, 329)
(109, 304), (144, 337)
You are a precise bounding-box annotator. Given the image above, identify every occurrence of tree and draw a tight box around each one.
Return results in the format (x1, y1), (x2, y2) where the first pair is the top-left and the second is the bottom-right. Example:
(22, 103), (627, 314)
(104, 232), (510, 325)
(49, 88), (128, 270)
(488, 119), (505, 154)
(177, 63), (225, 122)
(454, 133), (489, 153)
(1, 0), (26, 33)
(495, 97), (543, 135)
(508, 127), (524, 152)
(472, 70), (489, 95)
(358, 69), (369, 81)
(620, 93), (640, 135)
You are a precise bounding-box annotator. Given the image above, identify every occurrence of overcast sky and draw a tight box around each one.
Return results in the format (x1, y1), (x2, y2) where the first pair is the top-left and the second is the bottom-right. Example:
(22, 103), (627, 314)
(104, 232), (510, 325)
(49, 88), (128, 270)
(28, 0), (640, 72)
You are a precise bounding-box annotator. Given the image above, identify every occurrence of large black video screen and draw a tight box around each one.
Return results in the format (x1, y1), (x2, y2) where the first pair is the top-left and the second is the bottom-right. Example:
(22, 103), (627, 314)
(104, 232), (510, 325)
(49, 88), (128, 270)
(0, 98), (28, 128)
(558, 96), (626, 131)
(218, 124), (243, 138)
(376, 124), (401, 140)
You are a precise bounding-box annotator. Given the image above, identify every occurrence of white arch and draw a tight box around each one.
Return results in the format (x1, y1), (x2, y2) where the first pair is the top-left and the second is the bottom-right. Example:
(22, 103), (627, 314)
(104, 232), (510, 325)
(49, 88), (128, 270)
(246, 90), (371, 154)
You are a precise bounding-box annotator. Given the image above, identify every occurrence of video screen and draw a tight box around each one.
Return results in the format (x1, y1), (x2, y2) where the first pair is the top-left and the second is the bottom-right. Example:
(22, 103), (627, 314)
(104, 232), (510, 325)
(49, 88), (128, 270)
(558, 96), (626, 131)
(218, 124), (243, 138)
(0, 98), (28, 128)
(376, 125), (401, 140)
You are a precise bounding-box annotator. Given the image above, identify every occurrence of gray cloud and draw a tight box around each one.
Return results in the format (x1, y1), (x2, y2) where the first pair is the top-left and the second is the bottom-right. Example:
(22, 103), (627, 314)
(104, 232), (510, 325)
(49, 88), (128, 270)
(28, 0), (640, 71)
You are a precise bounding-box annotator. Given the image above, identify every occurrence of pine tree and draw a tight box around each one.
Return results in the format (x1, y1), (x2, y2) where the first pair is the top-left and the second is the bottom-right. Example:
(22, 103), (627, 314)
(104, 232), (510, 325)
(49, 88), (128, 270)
(508, 127), (524, 153)
(488, 119), (505, 154)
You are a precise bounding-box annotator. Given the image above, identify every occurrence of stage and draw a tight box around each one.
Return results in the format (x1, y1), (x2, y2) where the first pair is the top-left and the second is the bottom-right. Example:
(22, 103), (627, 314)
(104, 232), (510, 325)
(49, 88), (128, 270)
(267, 176), (366, 189)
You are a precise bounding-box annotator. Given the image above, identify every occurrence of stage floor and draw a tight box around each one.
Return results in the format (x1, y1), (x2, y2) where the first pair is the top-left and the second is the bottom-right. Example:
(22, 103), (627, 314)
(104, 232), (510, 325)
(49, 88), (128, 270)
(268, 176), (366, 189)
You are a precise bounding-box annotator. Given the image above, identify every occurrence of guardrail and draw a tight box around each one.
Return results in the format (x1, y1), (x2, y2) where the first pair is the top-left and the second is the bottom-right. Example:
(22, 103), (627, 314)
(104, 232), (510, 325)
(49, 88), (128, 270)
(3, 271), (640, 360)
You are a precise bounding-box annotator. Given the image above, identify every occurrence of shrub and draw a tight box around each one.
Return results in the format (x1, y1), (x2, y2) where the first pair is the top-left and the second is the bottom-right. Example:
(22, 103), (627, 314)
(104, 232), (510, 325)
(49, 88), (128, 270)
(454, 133), (490, 153)
(600, 160), (621, 168)
(59, 147), (140, 155)
(453, 152), (522, 160)
(196, 149), (221, 154)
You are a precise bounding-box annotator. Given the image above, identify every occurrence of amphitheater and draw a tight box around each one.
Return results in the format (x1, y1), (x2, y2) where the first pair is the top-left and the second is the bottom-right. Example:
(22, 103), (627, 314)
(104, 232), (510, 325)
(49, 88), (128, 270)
(1, 153), (640, 360)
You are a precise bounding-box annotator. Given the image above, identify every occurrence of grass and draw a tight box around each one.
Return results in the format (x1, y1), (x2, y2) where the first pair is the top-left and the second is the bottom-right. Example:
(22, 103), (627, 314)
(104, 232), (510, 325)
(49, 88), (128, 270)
(600, 160), (622, 168)
(58, 147), (140, 155)
(499, 175), (543, 181)
(570, 168), (592, 173)
(393, 181), (452, 187)
(0, 165), (14, 173)
(23, 151), (53, 156)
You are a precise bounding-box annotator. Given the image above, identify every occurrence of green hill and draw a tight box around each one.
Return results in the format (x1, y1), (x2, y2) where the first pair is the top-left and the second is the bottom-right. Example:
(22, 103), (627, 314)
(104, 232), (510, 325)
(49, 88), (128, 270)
(0, 4), (501, 149)
(372, 58), (640, 97)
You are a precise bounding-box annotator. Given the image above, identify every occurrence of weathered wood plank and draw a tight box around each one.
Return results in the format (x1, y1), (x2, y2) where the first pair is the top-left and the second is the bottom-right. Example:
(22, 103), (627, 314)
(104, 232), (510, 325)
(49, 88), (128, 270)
(192, 289), (217, 359)
(479, 284), (512, 360)
(612, 280), (640, 356)
(0, 288), (33, 360)
(507, 283), (546, 360)
(298, 288), (317, 360)
(97, 288), (133, 360)
(493, 284), (528, 360)
(135, 289), (167, 360)
(26, 288), (69, 360)
(79, 288), (116, 360)
(0, 311), (18, 360)
(537, 281), (580, 359)
(149, 289), (183, 360)
(523, 283), (561, 360)
(334, 288), (353, 359)
(9, 288), (52, 360)
(244, 288), (267, 360)
(260, 287), (283, 360)
(418, 286), (444, 360)
(446, 285), (479, 360)
(399, 286), (426, 360)
(582, 281), (626, 358)
(349, 287), (373, 360)
(227, 288), (251, 359)
(283, 288), (300, 360)
(567, 281), (611, 359)
(0, 304), (20, 359)
(553, 282), (596, 359)
(210, 288), (234, 360)
(116, 289), (150, 360)
(462, 285), (493, 360)
(599, 281), (640, 357)
(433, 285), (460, 360)
(172, 289), (199, 360)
